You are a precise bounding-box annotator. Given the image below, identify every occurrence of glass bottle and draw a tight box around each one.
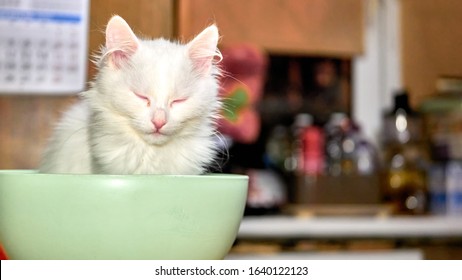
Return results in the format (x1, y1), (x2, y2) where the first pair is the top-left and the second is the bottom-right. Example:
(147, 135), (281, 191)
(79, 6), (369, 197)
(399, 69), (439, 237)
(324, 112), (348, 176)
(381, 91), (429, 215)
(291, 114), (324, 204)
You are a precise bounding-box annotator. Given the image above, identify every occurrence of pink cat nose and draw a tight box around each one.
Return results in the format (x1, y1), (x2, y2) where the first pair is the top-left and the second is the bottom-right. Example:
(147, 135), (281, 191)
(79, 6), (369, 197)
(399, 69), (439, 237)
(152, 109), (167, 130)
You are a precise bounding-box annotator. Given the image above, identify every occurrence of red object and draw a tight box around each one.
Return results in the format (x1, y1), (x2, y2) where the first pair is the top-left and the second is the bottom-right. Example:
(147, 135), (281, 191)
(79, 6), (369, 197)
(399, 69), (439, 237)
(301, 126), (325, 175)
(218, 44), (267, 144)
(0, 243), (9, 260)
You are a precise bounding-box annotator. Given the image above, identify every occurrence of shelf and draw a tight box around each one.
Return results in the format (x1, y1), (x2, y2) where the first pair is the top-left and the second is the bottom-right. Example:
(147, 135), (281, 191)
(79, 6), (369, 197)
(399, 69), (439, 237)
(238, 215), (462, 239)
(226, 249), (423, 260)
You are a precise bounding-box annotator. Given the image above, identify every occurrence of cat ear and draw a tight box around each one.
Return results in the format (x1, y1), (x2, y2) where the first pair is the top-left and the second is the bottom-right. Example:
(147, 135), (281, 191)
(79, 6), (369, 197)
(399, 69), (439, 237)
(105, 15), (140, 69)
(188, 25), (221, 75)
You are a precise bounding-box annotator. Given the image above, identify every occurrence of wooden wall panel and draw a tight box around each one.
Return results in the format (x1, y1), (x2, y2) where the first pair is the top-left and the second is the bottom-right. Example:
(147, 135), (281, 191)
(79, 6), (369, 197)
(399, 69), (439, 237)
(401, 0), (462, 107)
(178, 0), (363, 57)
(0, 0), (175, 169)
(0, 96), (76, 169)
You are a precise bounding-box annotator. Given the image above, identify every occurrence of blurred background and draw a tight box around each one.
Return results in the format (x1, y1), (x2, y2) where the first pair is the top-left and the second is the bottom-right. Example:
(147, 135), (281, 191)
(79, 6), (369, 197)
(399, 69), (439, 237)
(1, 0), (462, 259)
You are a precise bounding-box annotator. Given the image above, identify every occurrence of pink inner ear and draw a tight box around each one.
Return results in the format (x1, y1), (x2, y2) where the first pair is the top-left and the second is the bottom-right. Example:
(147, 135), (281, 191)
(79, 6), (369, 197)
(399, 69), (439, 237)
(105, 16), (139, 69)
(188, 25), (219, 75)
(110, 50), (131, 68)
(192, 56), (213, 74)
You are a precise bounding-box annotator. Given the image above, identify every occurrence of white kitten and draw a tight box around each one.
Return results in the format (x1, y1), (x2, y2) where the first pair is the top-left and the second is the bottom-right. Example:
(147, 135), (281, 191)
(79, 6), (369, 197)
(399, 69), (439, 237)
(40, 16), (223, 175)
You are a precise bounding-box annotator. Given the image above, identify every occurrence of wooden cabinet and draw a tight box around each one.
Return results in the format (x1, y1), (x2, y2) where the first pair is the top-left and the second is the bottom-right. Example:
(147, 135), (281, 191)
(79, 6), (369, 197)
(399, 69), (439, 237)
(401, 0), (462, 107)
(178, 0), (363, 56)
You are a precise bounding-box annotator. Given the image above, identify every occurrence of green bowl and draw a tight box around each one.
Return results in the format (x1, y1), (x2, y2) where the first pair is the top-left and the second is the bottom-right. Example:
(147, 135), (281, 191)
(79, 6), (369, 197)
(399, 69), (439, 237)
(0, 170), (248, 260)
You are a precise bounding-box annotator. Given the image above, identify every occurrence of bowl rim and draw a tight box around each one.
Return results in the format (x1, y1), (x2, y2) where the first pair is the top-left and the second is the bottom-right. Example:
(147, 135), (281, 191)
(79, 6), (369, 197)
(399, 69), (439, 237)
(0, 169), (249, 180)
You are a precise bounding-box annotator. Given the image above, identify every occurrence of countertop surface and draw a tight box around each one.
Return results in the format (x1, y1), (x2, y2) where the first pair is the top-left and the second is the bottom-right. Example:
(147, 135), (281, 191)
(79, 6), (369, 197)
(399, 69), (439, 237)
(238, 215), (462, 239)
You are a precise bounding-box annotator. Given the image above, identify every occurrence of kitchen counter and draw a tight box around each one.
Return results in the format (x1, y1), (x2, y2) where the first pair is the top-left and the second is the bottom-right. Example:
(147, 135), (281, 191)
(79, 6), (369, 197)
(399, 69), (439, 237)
(238, 215), (462, 239)
(232, 215), (462, 259)
(226, 249), (424, 260)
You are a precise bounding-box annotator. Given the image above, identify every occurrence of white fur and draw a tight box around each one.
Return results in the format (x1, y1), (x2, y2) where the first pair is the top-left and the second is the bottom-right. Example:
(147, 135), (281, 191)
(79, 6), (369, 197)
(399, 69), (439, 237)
(40, 16), (222, 175)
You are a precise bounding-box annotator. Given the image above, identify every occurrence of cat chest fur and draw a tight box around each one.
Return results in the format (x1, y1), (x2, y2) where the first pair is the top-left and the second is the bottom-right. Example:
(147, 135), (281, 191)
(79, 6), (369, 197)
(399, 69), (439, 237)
(89, 115), (216, 175)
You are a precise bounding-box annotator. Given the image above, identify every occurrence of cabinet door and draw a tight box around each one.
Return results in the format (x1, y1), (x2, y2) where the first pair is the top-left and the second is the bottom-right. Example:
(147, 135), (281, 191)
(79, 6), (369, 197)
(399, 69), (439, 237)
(401, 0), (462, 106)
(178, 0), (363, 56)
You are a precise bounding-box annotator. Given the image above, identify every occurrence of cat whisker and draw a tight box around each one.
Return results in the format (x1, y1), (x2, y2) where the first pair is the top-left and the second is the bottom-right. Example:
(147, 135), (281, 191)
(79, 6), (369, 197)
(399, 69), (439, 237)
(219, 103), (236, 118)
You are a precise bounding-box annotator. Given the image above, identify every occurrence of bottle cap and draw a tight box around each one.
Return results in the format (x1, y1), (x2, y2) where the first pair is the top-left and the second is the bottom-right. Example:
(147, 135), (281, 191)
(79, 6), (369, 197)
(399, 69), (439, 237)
(294, 113), (313, 128)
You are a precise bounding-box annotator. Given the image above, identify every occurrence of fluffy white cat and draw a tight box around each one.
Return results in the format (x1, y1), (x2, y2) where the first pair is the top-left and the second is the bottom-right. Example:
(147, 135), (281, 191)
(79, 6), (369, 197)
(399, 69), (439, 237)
(40, 16), (223, 175)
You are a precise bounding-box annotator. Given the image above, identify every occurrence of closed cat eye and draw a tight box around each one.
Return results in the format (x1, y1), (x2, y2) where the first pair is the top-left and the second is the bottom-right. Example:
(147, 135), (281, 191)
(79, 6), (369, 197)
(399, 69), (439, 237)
(133, 92), (151, 106)
(170, 98), (188, 107)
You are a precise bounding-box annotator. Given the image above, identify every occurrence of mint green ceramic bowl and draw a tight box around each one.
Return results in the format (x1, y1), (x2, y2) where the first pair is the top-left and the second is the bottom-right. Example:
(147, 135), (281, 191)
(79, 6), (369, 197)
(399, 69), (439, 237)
(0, 170), (248, 260)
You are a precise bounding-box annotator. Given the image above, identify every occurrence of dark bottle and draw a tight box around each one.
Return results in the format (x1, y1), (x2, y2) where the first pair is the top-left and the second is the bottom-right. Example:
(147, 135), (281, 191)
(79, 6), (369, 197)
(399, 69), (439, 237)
(381, 91), (429, 215)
